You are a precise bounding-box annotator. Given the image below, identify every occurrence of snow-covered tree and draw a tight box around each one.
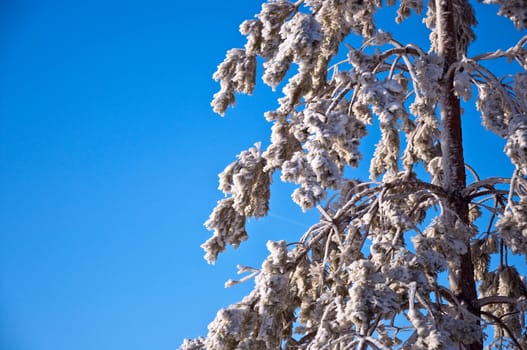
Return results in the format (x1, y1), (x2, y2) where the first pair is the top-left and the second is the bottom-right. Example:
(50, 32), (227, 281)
(182, 1), (527, 349)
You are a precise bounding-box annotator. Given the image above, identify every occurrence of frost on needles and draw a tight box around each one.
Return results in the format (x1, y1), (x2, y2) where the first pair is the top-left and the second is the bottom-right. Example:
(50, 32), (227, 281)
(183, 1), (527, 349)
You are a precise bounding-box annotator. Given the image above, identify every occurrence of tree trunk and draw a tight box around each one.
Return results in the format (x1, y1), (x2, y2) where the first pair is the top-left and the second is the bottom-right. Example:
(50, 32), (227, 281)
(435, 1), (482, 349)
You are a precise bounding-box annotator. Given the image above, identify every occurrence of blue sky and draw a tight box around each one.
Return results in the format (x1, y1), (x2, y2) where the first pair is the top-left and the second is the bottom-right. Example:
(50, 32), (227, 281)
(0, 1), (524, 350)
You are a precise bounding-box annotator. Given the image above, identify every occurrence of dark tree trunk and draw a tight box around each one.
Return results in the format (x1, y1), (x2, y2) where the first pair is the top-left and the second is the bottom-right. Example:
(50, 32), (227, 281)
(435, 1), (482, 349)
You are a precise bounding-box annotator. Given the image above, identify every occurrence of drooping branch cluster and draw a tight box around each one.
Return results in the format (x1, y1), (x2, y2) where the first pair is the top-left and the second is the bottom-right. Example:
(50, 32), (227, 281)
(190, 176), (527, 349)
(202, 143), (271, 264)
(190, 173), (527, 349)
(464, 175), (527, 347)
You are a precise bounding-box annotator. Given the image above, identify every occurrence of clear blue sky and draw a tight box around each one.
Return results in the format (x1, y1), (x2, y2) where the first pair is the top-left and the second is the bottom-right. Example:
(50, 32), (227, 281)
(0, 1), (523, 350)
